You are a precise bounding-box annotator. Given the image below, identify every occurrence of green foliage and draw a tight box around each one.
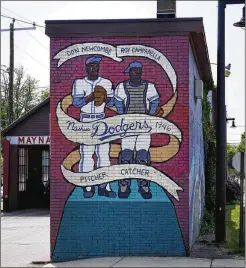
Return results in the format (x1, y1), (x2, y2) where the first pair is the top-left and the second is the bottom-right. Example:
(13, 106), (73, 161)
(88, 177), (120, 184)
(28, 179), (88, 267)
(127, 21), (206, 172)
(40, 88), (50, 101)
(227, 144), (240, 178)
(226, 178), (240, 203)
(1, 65), (49, 129)
(227, 144), (238, 168)
(202, 80), (216, 214)
(201, 82), (245, 235)
(200, 80), (217, 234)
(229, 168), (240, 178)
(237, 132), (245, 153)
(227, 134), (245, 178)
(226, 204), (244, 254)
(200, 208), (215, 235)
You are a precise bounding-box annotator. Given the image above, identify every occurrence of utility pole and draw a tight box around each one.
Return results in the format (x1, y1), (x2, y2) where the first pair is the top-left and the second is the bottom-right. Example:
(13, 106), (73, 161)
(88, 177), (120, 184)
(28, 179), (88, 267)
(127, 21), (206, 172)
(216, 0), (226, 243)
(1, 22), (36, 125)
(8, 21), (14, 124)
(216, 0), (244, 243)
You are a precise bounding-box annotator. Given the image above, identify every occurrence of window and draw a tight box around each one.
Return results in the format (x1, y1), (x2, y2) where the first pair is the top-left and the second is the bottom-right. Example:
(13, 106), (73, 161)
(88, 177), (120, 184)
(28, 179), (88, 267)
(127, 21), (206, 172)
(42, 150), (49, 186)
(18, 148), (28, 191)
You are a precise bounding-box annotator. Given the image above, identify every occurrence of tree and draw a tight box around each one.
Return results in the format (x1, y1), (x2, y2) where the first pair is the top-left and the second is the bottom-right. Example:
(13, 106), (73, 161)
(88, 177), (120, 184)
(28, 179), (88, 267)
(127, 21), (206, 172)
(226, 143), (241, 203)
(227, 144), (238, 169)
(1, 65), (48, 128)
(237, 132), (245, 153)
(227, 132), (246, 177)
(40, 88), (50, 101)
(227, 143), (240, 178)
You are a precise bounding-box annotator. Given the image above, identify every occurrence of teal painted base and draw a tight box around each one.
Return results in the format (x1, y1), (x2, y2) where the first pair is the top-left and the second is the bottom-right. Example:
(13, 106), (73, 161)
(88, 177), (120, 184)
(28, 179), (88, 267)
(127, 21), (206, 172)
(52, 180), (186, 262)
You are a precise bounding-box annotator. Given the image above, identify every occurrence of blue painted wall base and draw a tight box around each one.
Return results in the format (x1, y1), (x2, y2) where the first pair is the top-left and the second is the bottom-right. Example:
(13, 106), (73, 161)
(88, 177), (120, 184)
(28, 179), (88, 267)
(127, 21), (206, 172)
(52, 181), (186, 262)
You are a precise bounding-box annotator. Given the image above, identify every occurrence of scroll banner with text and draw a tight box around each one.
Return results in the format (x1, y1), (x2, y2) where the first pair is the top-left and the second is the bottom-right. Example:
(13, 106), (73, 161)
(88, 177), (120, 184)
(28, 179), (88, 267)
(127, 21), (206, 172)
(61, 164), (183, 201)
(54, 43), (177, 93)
(56, 104), (182, 145)
(54, 42), (183, 200)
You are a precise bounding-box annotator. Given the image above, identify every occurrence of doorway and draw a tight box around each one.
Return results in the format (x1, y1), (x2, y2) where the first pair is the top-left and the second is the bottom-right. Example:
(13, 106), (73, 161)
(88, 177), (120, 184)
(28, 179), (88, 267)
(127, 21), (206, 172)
(18, 146), (50, 209)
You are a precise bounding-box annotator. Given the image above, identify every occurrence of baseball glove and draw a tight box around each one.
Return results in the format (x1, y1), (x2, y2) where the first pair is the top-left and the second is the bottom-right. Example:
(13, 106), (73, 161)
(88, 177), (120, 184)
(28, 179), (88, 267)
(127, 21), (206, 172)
(155, 105), (164, 117)
(93, 86), (107, 106)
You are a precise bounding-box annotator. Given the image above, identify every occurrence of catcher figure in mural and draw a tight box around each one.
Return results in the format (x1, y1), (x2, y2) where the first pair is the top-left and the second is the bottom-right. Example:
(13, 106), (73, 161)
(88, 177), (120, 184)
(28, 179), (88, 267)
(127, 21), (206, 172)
(114, 61), (164, 199)
(72, 56), (116, 198)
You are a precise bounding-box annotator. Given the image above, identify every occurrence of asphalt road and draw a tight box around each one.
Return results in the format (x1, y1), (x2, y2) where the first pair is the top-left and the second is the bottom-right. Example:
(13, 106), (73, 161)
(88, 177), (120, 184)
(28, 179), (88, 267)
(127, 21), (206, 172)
(1, 209), (50, 267)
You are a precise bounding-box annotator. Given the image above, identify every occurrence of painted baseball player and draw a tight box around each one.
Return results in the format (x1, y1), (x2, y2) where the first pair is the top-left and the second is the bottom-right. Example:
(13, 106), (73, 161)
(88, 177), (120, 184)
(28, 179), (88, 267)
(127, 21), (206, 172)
(114, 61), (164, 199)
(72, 56), (116, 198)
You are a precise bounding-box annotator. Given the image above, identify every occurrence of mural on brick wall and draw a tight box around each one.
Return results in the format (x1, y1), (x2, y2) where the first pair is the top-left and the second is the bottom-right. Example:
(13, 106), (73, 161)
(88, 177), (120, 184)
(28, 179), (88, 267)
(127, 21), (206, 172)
(55, 43), (183, 200)
(51, 41), (188, 261)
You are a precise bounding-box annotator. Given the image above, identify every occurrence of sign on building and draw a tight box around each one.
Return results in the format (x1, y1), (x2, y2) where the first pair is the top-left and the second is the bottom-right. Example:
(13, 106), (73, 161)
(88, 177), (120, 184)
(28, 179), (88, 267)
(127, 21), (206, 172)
(6, 136), (50, 145)
(232, 152), (244, 172)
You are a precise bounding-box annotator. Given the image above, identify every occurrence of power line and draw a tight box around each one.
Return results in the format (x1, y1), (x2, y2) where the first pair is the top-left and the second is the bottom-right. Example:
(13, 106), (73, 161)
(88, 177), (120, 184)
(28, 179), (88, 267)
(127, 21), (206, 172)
(14, 42), (49, 70)
(1, 6), (33, 23)
(16, 21), (49, 51)
(1, 13), (45, 28)
(1, 6), (48, 37)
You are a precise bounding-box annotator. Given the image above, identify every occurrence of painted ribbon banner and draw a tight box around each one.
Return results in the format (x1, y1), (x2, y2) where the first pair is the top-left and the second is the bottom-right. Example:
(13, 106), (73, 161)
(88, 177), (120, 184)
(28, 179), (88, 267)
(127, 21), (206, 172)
(61, 164), (183, 201)
(117, 45), (177, 93)
(54, 43), (122, 68)
(53, 43), (176, 94)
(56, 102), (182, 145)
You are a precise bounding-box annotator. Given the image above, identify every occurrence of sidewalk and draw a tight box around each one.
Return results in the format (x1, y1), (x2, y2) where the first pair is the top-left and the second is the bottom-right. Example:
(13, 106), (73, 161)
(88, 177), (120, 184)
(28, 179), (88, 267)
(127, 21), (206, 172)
(43, 256), (245, 267)
(43, 233), (245, 267)
(1, 209), (50, 267)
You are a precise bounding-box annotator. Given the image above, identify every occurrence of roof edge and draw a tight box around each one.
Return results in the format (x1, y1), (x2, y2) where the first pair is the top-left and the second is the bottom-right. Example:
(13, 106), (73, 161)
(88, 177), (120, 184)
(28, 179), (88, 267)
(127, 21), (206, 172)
(1, 98), (50, 135)
(45, 17), (203, 24)
(201, 24), (213, 81)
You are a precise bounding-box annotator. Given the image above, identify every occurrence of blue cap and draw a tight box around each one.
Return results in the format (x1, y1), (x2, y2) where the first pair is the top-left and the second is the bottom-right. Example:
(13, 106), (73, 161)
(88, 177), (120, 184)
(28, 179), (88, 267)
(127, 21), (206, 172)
(85, 56), (102, 65)
(124, 61), (143, 73)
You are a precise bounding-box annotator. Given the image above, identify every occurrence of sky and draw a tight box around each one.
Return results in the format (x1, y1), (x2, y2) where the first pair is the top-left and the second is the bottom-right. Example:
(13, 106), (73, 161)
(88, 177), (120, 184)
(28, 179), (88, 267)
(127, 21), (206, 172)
(1, 1), (245, 143)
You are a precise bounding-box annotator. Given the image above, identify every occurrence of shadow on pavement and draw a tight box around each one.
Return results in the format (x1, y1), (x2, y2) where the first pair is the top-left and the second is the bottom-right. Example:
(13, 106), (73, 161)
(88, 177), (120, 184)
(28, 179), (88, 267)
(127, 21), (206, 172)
(1, 208), (50, 217)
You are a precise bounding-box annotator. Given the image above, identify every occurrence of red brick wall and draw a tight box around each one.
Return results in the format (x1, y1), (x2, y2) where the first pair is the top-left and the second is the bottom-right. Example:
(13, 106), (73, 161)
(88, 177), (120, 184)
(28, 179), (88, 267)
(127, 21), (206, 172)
(50, 36), (189, 256)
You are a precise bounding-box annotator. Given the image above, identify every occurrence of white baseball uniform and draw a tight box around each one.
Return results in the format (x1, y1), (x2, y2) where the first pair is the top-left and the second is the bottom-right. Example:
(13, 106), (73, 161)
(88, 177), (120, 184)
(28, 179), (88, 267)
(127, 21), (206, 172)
(72, 76), (113, 191)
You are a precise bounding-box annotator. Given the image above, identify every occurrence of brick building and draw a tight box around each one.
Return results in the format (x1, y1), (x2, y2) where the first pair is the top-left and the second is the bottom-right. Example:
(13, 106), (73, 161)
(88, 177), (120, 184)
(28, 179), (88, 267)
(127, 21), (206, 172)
(0, 15), (212, 262)
(1, 99), (50, 211)
(44, 17), (212, 262)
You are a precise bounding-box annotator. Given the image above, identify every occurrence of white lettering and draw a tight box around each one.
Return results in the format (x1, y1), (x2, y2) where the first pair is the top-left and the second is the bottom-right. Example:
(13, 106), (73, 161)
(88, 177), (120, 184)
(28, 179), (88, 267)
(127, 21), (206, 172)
(61, 164), (183, 201)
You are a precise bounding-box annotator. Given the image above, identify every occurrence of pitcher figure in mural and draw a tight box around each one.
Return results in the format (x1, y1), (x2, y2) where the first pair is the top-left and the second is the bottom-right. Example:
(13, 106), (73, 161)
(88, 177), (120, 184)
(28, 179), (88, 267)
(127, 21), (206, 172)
(72, 56), (116, 198)
(114, 61), (164, 199)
